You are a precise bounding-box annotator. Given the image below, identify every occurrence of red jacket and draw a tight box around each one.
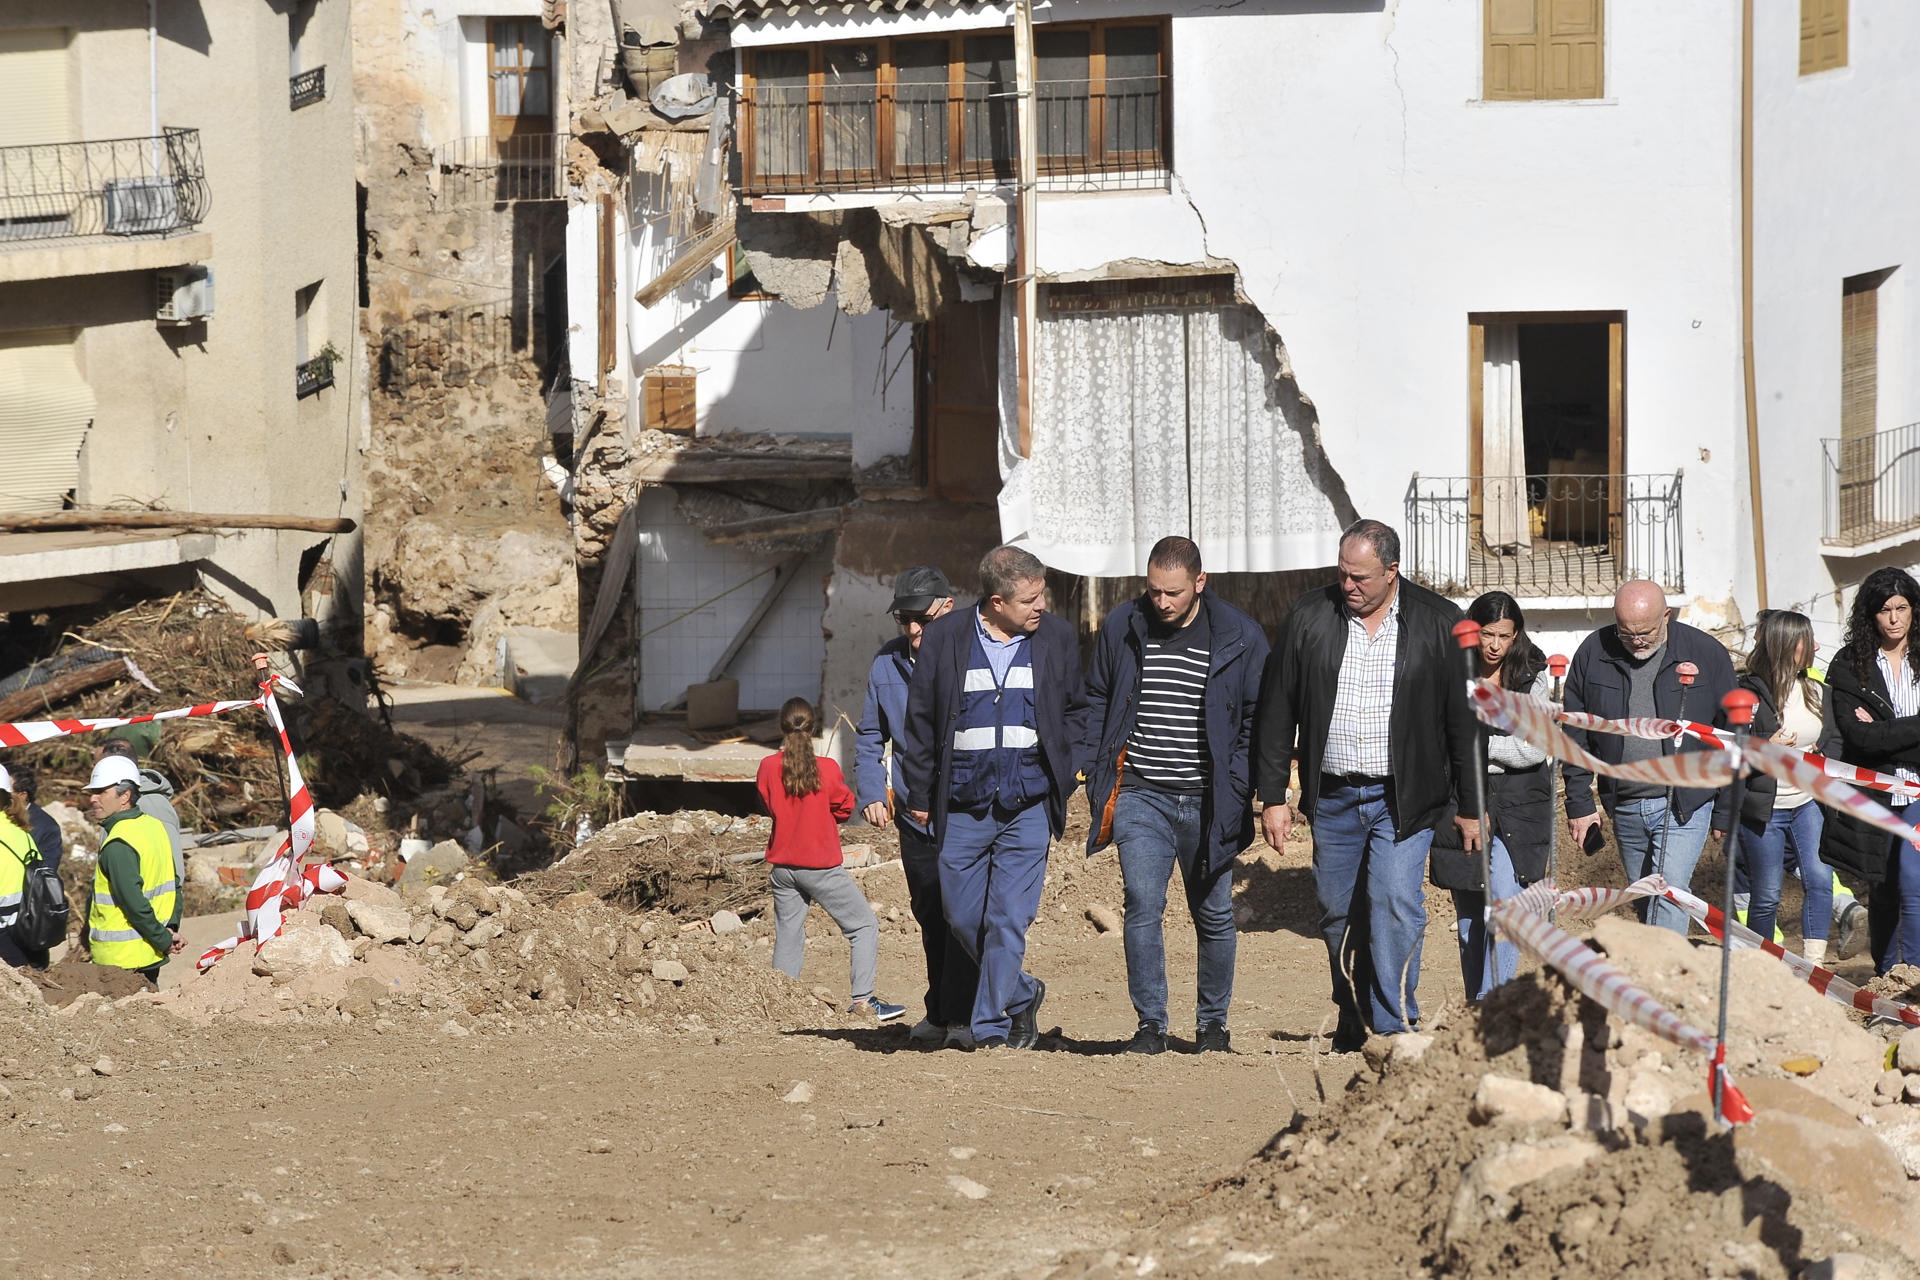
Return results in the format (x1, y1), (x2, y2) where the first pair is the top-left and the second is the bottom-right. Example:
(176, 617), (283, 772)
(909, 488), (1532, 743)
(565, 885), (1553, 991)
(756, 754), (855, 869)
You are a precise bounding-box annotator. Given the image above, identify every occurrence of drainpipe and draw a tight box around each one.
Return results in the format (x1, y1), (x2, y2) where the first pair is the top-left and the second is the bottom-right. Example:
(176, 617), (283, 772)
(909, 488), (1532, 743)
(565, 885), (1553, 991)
(1741, 0), (1768, 610)
(1012, 0), (1037, 458)
(149, 0), (161, 171)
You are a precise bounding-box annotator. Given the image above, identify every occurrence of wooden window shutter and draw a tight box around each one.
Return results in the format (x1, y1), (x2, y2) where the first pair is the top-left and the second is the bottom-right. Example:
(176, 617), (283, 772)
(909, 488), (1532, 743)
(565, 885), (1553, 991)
(1799, 0), (1847, 76)
(1544, 0), (1603, 100)
(1484, 0), (1541, 101)
(1841, 275), (1878, 442)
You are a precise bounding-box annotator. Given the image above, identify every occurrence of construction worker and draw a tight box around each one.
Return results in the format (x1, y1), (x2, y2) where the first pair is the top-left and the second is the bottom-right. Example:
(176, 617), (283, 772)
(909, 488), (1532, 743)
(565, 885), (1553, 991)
(0, 764), (49, 969)
(85, 755), (183, 983)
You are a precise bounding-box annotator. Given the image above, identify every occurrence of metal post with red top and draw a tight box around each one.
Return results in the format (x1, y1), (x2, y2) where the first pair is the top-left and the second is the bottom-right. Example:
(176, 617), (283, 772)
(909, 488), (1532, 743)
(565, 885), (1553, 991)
(1713, 687), (1760, 1125)
(1453, 620), (1494, 948)
(1653, 660), (1702, 902)
(1545, 653), (1570, 924)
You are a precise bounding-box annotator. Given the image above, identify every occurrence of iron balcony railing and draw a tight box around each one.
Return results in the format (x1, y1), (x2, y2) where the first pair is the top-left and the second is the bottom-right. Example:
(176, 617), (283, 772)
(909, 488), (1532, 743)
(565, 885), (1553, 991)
(433, 134), (567, 206)
(0, 128), (208, 242)
(739, 76), (1170, 195)
(1404, 472), (1685, 598)
(290, 67), (326, 109)
(296, 355), (335, 399)
(1821, 422), (1920, 548)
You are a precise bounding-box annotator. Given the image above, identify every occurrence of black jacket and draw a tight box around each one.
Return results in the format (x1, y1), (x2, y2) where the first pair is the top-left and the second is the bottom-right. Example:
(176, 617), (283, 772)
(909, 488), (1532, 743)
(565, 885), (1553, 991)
(1560, 619), (1736, 828)
(1254, 577), (1479, 841)
(1733, 673), (1784, 828)
(899, 605), (1090, 841)
(1817, 652), (1920, 884)
(1080, 592), (1272, 878)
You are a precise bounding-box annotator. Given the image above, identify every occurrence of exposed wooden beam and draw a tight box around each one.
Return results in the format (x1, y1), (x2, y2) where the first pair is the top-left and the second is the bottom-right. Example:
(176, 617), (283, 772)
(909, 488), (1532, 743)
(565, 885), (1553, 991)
(635, 222), (736, 309)
(0, 511), (357, 534)
(633, 453), (849, 485)
(702, 505), (844, 545)
(0, 658), (127, 722)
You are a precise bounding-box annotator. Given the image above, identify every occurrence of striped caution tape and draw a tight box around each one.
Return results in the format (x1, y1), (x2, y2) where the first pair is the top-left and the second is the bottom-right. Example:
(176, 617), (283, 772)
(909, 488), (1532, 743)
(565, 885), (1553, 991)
(196, 862), (348, 972)
(1491, 880), (1755, 1124)
(0, 696), (263, 747)
(1471, 681), (1920, 847)
(1561, 708), (1920, 801)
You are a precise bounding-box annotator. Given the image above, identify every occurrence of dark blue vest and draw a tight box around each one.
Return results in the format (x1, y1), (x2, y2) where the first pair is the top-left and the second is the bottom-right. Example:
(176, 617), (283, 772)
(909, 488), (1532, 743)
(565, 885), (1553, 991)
(949, 626), (1046, 811)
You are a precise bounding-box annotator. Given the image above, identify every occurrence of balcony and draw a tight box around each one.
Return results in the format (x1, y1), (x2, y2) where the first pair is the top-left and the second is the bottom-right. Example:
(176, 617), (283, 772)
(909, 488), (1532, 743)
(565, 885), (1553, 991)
(1821, 422), (1920, 552)
(0, 128), (208, 242)
(290, 67), (327, 110)
(296, 354), (336, 399)
(1404, 472), (1685, 600)
(739, 75), (1170, 197)
(432, 134), (567, 207)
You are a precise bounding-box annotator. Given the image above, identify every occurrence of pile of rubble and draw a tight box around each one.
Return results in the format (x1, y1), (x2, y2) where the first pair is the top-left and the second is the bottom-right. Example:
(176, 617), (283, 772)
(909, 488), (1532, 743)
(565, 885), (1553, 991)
(1050, 917), (1920, 1280)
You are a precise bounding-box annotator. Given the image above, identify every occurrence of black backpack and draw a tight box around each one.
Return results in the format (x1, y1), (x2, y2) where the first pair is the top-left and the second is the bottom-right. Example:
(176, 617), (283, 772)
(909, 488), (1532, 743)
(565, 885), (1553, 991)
(5, 834), (68, 952)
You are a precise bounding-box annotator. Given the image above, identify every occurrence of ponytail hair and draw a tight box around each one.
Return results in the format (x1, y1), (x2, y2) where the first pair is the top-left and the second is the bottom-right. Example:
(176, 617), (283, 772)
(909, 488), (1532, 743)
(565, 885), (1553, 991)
(779, 697), (821, 798)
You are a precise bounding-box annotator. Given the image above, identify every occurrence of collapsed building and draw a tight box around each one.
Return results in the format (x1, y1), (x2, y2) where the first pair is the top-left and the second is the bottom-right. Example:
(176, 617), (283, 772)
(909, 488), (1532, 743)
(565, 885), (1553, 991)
(553, 0), (1920, 778)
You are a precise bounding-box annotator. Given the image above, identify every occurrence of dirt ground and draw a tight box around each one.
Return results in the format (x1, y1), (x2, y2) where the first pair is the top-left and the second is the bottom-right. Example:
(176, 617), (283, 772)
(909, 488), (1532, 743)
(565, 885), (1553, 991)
(1, 799), (1903, 1280)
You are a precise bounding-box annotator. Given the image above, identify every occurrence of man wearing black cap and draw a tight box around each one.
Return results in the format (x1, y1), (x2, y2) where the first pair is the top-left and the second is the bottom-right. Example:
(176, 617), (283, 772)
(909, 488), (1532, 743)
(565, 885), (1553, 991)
(853, 565), (979, 1048)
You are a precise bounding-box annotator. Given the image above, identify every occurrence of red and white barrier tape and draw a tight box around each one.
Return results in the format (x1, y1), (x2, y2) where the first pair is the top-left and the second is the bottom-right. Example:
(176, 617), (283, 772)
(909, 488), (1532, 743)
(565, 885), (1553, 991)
(1491, 880), (1755, 1123)
(1562, 709), (1920, 801)
(1470, 681), (1920, 847)
(196, 862), (348, 972)
(0, 696), (262, 748)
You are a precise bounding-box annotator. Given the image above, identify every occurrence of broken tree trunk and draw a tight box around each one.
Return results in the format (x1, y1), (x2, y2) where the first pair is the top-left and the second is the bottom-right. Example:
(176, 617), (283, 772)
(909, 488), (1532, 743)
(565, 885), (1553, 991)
(0, 657), (128, 722)
(0, 511), (357, 535)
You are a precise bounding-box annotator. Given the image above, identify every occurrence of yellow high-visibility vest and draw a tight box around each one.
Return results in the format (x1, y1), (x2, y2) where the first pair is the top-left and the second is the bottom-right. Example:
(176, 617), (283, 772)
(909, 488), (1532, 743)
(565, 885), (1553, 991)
(88, 812), (176, 970)
(0, 813), (31, 927)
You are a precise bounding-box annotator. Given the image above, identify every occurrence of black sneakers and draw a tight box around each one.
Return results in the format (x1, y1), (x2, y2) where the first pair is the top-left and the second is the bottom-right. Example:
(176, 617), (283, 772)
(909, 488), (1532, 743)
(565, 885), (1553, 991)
(1196, 1022), (1231, 1054)
(1008, 979), (1047, 1050)
(1126, 1023), (1169, 1055)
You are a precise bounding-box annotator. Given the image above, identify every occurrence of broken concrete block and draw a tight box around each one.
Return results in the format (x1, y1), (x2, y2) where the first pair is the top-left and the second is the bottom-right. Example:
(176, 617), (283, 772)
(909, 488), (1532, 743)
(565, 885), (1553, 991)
(1445, 1136), (1599, 1239)
(253, 926), (353, 981)
(400, 840), (469, 887)
(346, 900), (413, 945)
(1470, 1074), (1570, 1126)
(1897, 1025), (1920, 1073)
(652, 959), (689, 984)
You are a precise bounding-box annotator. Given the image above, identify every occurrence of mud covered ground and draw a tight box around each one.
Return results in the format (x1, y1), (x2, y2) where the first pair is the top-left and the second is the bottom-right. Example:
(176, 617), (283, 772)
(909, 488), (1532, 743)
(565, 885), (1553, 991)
(2, 803), (1909, 1280)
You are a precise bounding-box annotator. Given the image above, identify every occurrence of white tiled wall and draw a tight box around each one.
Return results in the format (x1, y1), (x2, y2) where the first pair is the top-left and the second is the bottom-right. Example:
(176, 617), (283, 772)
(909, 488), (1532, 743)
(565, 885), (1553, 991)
(635, 488), (831, 713)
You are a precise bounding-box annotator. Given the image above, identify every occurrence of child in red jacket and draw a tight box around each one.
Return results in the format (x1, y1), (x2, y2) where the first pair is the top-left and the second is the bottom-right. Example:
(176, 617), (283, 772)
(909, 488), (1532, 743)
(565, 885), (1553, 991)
(758, 698), (905, 1022)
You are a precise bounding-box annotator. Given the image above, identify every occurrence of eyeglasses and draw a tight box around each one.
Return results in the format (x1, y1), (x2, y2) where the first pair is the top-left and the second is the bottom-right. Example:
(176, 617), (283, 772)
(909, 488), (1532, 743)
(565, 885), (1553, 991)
(894, 611), (932, 627)
(1614, 620), (1666, 646)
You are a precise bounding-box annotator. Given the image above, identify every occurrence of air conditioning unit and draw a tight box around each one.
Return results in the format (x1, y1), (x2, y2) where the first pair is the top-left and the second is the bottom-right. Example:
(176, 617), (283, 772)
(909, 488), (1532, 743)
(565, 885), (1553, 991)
(155, 265), (213, 324)
(103, 177), (181, 235)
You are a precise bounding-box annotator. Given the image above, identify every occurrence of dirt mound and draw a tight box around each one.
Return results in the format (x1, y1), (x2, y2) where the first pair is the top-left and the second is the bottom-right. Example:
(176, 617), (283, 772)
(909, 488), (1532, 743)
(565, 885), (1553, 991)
(523, 809), (896, 918)
(25, 956), (153, 1007)
(1047, 919), (1920, 1280)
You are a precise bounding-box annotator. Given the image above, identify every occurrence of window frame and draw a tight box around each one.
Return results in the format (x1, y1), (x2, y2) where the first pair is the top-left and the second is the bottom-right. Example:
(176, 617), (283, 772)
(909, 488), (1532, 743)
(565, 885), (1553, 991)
(1481, 0), (1606, 103)
(739, 18), (1172, 194)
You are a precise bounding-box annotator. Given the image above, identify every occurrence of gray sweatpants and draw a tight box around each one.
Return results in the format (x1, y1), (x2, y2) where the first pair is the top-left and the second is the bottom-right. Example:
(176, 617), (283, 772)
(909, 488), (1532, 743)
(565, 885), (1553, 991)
(770, 863), (878, 1004)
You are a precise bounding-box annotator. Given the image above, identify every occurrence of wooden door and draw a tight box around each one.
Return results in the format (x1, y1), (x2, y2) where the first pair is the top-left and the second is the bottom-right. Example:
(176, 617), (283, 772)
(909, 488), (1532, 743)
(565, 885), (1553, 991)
(920, 300), (1002, 502)
(488, 19), (552, 141)
(1838, 275), (1880, 538)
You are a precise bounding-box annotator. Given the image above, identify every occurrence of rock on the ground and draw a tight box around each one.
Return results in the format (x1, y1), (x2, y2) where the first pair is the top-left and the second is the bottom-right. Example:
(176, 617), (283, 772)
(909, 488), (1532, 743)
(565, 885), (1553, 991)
(947, 1175), (990, 1200)
(401, 841), (469, 887)
(319, 900), (358, 939)
(1879, 1069), (1907, 1099)
(1388, 1033), (1434, 1067)
(1898, 1026), (1920, 1073)
(1470, 1074), (1570, 1126)
(710, 910), (744, 936)
(313, 809), (350, 855)
(782, 1081), (814, 1104)
(1446, 1136), (1600, 1238)
(652, 959), (689, 984)
(253, 926), (353, 980)
(347, 900), (412, 945)
(1086, 904), (1122, 934)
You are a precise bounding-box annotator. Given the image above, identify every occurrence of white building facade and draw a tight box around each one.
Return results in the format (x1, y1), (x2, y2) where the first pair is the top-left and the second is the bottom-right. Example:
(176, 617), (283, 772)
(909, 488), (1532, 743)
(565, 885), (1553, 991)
(712, 0), (1920, 659)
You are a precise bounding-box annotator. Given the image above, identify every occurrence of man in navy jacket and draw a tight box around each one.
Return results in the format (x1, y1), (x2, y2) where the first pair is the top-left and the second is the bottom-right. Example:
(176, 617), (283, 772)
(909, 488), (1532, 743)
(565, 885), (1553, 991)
(852, 565), (979, 1049)
(901, 545), (1089, 1049)
(1081, 537), (1269, 1054)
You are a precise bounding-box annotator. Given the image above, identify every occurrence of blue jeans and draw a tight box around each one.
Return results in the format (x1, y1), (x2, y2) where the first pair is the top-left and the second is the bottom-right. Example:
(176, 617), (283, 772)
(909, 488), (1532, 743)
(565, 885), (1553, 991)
(1871, 800), (1920, 973)
(1608, 795), (1714, 934)
(1449, 836), (1520, 1001)
(1737, 802), (1830, 944)
(938, 801), (1050, 1041)
(1112, 788), (1237, 1032)
(898, 818), (979, 1027)
(1310, 779), (1434, 1034)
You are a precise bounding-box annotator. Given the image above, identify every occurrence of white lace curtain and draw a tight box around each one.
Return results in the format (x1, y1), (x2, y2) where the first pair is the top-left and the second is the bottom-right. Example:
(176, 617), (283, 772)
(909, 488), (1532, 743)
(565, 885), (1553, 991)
(1482, 323), (1531, 552)
(997, 301), (1344, 577)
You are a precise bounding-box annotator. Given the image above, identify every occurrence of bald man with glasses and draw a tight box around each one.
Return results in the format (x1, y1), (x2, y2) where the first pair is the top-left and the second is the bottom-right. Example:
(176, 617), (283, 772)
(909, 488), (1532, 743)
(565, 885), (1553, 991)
(1561, 580), (1737, 933)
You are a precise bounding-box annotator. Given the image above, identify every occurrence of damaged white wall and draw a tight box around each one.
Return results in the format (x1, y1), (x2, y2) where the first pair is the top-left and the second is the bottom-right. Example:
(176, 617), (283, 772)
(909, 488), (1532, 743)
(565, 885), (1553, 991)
(730, 0), (1920, 643)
